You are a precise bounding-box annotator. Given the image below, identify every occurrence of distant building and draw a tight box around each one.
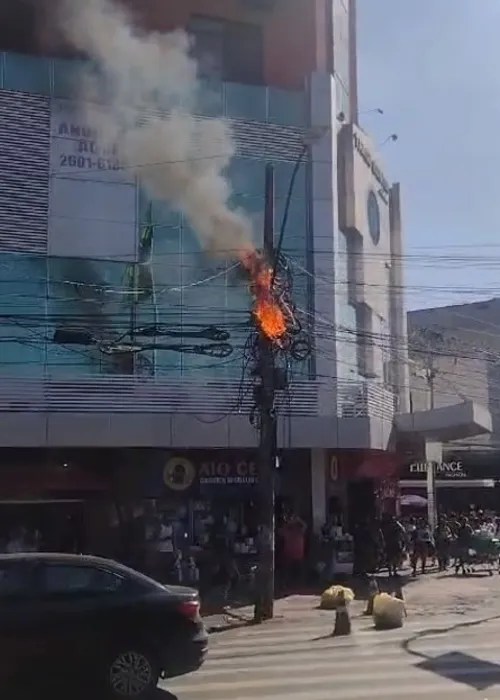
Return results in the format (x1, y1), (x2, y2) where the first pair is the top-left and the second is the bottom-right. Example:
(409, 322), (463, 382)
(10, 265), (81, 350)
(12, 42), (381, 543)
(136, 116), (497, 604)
(408, 299), (499, 443)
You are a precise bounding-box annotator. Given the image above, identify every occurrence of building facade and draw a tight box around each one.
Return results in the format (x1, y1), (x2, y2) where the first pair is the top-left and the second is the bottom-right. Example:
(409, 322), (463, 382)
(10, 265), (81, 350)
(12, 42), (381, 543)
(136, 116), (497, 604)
(402, 300), (500, 512)
(408, 300), (499, 440)
(0, 0), (405, 451)
(0, 0), (490, 548)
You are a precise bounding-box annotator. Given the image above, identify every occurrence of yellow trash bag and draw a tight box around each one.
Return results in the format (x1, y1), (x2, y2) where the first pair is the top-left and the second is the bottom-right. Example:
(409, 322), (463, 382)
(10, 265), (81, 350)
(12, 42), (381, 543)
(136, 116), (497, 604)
(320, 585), (355, 610)
(372, 592), (405, 629)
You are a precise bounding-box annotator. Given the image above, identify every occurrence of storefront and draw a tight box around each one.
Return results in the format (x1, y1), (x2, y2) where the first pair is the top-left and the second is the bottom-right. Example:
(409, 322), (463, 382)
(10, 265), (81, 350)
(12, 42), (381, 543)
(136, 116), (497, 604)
(326, 450), (400, 531)
(0, 448), (114, 554)
(133, 449), (312, 582)
(0, 447), (312, 572)
(399, 453), (499, 513)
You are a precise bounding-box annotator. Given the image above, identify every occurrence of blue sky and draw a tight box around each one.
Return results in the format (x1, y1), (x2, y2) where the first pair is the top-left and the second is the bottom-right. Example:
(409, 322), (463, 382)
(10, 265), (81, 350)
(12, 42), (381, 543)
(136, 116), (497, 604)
(357, 0), (500, 310)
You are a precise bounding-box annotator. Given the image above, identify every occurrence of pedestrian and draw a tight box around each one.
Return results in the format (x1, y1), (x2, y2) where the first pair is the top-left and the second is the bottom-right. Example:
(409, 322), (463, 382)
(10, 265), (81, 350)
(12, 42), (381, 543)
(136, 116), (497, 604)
(411, 519), (434, 576)
(455, 516), (473, 575)
(381, 515), (405, 577)
(281, 513), (307, 590)
(435, 518), (452, 571)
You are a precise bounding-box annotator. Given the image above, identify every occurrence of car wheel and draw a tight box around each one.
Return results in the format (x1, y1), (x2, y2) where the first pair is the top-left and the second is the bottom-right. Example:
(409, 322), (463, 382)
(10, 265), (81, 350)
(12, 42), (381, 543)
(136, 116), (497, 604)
(106, 648), (159, 699)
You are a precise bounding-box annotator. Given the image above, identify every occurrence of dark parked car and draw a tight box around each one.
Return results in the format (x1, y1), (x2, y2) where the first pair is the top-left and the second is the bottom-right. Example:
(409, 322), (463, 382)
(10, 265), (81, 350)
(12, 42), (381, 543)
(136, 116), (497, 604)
(0, 552), (208, 698)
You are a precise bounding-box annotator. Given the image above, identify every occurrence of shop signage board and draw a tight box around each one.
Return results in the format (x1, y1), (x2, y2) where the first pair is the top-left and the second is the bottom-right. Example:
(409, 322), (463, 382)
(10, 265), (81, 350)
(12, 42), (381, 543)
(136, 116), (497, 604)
(407, 461), (466, 479)
(48, 98), (137, 261)
(353, 132), (390, 202)
(198, 460), (258, 486)
(143, 454), (260, 496)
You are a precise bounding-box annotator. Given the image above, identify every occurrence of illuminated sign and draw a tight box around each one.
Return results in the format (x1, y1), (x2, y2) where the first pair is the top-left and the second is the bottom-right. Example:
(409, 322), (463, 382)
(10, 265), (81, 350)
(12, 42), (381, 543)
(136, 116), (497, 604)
(408, 461), (466, 478)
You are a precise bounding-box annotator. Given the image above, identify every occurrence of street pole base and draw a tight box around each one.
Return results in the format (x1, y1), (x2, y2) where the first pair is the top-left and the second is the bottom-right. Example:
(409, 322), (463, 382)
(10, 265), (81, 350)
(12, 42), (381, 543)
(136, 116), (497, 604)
(253, 597), (274, 623)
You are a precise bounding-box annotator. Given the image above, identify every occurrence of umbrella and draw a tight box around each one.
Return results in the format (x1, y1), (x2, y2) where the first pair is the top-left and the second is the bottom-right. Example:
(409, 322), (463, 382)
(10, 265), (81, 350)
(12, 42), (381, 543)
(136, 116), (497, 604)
(400, 494), (427, 507)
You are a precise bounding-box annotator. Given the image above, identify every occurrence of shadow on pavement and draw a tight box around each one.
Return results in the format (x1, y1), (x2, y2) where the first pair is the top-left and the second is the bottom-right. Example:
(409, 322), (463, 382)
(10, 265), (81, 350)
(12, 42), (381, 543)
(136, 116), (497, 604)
(6, 685), (179, 700)
(401, 613), (500, 691)
(416, 651), (500, 691)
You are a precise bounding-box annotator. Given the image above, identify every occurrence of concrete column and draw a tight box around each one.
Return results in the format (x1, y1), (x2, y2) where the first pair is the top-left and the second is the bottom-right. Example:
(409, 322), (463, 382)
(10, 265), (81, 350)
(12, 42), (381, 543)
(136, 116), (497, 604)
(389, 184), (410, 414)
(308, 72), (338, 417)
(424, 439), (442, 530)
(310, 448), (327, 533)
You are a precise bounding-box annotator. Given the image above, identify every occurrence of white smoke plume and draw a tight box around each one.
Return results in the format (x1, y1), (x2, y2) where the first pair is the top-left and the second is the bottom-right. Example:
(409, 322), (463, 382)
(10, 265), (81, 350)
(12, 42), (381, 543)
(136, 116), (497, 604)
(58, 0), (254, 260)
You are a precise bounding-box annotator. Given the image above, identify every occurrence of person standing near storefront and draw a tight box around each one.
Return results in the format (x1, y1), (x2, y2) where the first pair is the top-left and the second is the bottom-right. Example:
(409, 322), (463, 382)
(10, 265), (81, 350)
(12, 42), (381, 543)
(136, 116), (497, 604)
(434, 518), (452, 571)
(381, 515), (406, 577)
(411, 519), (434, 576)
(281, 513), (307, 589)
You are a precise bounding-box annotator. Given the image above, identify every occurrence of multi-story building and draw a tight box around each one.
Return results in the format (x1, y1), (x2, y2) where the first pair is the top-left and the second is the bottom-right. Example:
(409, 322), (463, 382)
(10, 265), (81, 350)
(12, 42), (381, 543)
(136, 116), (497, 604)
(0, 0), (489, 552)
(404, 300), (500, 510)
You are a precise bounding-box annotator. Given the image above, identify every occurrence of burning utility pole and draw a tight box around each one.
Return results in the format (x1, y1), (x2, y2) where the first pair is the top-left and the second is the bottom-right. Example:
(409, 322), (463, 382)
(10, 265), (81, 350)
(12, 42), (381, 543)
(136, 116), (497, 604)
(254, 163), (278, 623)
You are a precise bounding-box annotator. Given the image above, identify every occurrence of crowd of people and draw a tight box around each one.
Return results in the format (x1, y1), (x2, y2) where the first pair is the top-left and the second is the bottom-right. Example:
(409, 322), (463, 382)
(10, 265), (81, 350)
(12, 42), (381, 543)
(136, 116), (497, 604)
(351, 510), (500, 578)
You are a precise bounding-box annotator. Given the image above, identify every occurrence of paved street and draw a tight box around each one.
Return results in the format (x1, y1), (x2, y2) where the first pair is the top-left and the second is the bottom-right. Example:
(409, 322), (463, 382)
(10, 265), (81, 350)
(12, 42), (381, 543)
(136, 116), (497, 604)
(164, 611), (500, 699)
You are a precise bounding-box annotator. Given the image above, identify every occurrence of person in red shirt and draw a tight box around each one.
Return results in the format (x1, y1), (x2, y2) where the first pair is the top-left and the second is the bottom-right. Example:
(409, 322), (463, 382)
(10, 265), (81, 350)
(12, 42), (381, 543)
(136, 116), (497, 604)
(281, 514), (307, 589)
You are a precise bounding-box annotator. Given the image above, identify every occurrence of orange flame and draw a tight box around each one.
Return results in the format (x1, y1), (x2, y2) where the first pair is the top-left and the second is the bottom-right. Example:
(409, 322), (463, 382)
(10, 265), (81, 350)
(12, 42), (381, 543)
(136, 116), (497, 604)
(242, 251), (287, 341)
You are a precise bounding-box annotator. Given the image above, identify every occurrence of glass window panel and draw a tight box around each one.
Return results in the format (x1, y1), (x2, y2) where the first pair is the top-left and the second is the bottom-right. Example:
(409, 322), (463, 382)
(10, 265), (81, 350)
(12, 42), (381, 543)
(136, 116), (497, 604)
(47, 256), (131, 377)
(0, 254), (47, 376)
(181, 221), (204, 257)
(180, 304), (231, 379)
(189, 17), (225, 82)
(151, 291), (182, 378)
(0, 53), (5, 89)
(227, 157), (266, 197)
(273, 161), (306, 201)
(196, 79), (224, 117)
(53, 58), (88, 100)
(138, 189), (181, 229)
(229, 193), (264, 248)
(225, 82), (266, 122)
(224, 22), (264, 85)
(275, 197), (306, 247)
(139, 214), (182, 377)
(4, 52), (51, 95)
(268, 88), (305, 127)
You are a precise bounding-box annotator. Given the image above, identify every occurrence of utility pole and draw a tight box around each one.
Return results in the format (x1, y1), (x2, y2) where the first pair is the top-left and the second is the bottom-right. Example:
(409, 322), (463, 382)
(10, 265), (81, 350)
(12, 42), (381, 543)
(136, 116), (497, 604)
(425, 361), (438, 531)
(254, 163), (277, 623)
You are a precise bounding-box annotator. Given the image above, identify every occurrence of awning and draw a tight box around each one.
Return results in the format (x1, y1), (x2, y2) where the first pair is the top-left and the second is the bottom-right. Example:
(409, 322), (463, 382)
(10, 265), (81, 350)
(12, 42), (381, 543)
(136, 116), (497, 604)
(395, 400), (492, 442)
(400, 479), (495, 489)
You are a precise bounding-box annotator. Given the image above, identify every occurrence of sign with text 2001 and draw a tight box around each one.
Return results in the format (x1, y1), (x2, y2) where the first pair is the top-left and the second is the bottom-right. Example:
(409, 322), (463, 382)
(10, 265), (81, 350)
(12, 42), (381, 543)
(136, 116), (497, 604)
(49, 99), (133, 184)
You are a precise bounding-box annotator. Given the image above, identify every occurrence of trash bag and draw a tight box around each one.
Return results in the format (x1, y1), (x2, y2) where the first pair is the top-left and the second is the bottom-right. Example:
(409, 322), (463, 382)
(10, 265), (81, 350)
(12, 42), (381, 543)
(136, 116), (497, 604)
(320, 585), (355, 610)
(372, 592), (405, 630)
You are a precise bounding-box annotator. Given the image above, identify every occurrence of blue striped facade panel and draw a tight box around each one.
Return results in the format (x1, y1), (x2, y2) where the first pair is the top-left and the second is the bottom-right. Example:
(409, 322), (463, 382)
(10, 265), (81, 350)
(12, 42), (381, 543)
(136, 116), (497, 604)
(0, 90), (50, 253)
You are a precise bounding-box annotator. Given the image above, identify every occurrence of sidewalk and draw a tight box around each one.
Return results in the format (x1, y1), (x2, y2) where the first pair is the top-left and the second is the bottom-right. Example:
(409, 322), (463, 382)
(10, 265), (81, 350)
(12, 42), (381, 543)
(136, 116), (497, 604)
(204, 567), (500, 632)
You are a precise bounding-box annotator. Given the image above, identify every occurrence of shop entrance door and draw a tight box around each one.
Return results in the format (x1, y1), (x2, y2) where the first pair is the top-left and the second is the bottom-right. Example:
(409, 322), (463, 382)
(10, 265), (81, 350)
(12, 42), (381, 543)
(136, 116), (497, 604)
(346, 479), (376, 531)
(0, 500), (85, 552)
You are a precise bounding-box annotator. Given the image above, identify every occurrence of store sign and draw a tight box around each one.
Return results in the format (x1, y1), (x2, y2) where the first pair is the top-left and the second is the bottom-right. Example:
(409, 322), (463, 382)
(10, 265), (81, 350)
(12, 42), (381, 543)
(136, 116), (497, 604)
(408, 461), (466, 479)
(353, 132), (390, 202)
(50, 100), (130, 183)
(199, 460), (258, 486)
(48, 99), (137, 262)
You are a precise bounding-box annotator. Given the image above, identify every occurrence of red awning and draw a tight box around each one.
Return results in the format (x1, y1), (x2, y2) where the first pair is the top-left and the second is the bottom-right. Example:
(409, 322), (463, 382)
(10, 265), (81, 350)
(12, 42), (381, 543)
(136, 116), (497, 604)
(0, 465), (109, 498)
(332, 450), (400, 480)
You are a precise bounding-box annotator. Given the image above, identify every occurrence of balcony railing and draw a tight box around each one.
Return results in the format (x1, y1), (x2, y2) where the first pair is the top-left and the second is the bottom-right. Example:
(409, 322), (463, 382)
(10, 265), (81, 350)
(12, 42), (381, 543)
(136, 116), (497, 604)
(338, 379), (398, 421)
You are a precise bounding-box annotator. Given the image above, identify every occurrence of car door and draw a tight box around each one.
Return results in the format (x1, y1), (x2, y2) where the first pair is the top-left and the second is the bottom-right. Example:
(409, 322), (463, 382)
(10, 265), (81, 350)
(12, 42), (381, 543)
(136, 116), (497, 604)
(35, 562), (129, 675)
(0, 560), (48, 680)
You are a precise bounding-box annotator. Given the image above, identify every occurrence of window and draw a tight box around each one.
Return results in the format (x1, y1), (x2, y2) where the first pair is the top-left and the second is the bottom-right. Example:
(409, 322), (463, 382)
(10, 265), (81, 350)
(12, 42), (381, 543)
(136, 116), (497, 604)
(189, 17), (224, 81)
(42, 565), (124, 595)
(0, 563), (33, 597)
(189, 16), (264, 85)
